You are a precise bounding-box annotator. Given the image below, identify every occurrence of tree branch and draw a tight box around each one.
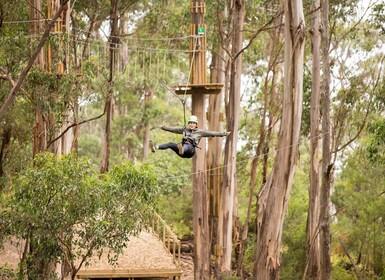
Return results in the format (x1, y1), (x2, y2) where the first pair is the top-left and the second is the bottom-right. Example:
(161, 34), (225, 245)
(46, 107), (106, 149)
(338, 237), (362, 280)
(0, 68), (34, 104)
(234, 11), (283, 61)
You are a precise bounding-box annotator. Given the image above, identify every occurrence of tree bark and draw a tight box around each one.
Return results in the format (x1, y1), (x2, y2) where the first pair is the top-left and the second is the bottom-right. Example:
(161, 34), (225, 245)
(207, 50), (225, 263)
(190, 1), (210, 279)
(119, 12), (129, 72)
(0, 127), (11, 179)
(218, 0), (245, 274)
(305, 1), (321, 279)
(100, 0), (119, 173)
(319, 0), (332, 278)
(142, 88), (153, 162)
(253, 0), (305, 278)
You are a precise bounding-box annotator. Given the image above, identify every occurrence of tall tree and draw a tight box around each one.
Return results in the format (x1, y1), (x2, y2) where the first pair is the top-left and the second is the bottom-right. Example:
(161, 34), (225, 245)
(142, 88), (153, 162)
(218, 0), (245, 274)
(305, 0), (321, 278)
(253, 0), (305, 278)
(207, 51), (226, 261)
(100, 0), (119, 173)
(207, 2), (228, 275)
(190, 0), (210, 278)
(319, 0), (332, 278)
(237, 11), (283, 276)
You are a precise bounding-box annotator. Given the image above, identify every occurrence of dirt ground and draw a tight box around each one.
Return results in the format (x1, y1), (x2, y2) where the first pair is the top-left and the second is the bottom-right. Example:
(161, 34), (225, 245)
(179, 254), (194, 280)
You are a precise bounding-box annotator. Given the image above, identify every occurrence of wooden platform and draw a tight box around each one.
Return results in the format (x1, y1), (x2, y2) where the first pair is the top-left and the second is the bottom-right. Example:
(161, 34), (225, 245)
(174, 83), (223, 95)
(76, 268), (182, 278)
(75, 231), (182, 279)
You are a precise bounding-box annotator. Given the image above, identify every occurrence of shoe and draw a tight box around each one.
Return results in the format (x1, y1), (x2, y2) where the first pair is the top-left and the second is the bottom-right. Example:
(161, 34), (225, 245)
(149, 140), (156, 153)
(177, 143), (184, 155)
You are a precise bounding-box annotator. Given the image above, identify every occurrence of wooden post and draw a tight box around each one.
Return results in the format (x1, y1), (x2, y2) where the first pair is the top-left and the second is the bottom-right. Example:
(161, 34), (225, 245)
(190, 1), (210, 279)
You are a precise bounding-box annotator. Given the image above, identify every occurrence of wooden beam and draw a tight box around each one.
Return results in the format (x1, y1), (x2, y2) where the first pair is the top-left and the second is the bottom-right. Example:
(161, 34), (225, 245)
(76, 268), (182, 278)
(175, 83), (223, 95)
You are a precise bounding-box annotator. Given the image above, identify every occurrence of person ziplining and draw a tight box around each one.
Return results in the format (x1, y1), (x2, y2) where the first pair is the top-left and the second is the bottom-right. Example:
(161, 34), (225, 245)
(149, 115), (230, 159)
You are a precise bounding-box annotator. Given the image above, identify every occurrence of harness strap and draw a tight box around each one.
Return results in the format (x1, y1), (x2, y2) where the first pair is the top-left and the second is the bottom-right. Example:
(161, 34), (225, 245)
(182, 138), (201, 149)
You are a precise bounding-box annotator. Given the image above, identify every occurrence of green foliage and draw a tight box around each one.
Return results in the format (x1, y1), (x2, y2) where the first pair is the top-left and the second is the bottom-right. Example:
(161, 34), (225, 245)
(371, 3), (385, 34)
(78, 134), (101, 162)
(0, 1), (29, 72)
(333, 144), (385, 277)
(25, 69), (78, 117)
(0, 97), (33, 188)
(0, 152), (159, 278)
(366, 119), (385, 164)
(0, 265), (15, 280)
(331, 264), (357, 280)
(300, 66), (313, 137)
(157, 185), (193, 236)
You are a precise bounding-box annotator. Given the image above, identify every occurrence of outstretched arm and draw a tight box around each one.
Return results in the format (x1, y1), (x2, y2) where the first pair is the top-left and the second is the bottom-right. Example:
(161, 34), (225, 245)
(159, 125), (184, 134)
(200, 130), (231, 137)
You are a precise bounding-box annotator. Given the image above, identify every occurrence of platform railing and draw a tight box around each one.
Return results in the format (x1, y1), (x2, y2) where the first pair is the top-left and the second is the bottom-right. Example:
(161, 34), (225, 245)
(150, 212), (181, 268)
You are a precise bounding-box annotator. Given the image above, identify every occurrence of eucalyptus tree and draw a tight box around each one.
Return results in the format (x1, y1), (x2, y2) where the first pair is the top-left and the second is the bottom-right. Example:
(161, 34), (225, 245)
(319, 1), (333, 277)
(205, 2), (228, 268)
(100, 0), (141, 172)
(235, 1), (284, 276)
(317, 1), (385, 278)
(253, 0), (305, 278)
(306, 0), (322, 278)
(214, 0), (246, 275)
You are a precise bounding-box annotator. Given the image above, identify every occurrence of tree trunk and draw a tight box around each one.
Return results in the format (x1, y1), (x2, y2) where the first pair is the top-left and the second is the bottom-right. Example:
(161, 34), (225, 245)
(100, 0), (119, 173)
(0, 127), (11, 179)
(192, 92), (210, 279)
(237, 14), (282, 275)
(119, 13), (129, 72)
(207, 50), (225, 262)
(218, 0), (245, 274)
(253, 0), (305, 278)
(71, 12), (82, 154)
(319, 0), (332, 278)
(29, 0), (45, 67)
(142, 88), (153, 162)
(191, 115), (210, 280)
(190, 1), (210, 279)
(305, 0), (321, 279)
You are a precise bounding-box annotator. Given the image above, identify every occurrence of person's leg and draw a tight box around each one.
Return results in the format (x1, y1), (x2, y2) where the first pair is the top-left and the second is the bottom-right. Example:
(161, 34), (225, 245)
(158, 142), (180, 155)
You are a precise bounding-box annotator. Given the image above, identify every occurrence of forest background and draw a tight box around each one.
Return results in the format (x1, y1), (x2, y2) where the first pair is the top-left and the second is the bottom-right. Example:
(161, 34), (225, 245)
(0, 0), (385, 279)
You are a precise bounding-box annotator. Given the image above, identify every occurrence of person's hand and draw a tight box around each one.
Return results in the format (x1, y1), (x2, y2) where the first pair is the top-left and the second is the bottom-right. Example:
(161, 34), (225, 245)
(226, 131), (231, 136)
(159, 125), (165, 129)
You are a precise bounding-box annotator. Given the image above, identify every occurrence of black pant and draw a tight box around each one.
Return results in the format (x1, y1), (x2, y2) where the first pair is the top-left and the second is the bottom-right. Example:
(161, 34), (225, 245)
(158, 142), (195, 158)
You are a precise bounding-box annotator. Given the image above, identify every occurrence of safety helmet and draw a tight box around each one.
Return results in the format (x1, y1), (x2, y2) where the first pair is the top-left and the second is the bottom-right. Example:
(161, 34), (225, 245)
(188, 115), (198, 124)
